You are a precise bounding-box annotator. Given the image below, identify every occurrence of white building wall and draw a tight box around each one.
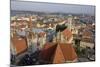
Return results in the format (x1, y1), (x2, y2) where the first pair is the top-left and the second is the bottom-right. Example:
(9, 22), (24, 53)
(80, 41), (94, 48)
(10, 42), (16, 55)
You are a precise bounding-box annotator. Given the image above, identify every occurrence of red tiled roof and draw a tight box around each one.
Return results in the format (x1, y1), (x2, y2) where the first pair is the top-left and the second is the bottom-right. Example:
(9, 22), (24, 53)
(39, 42), (57, 62)
(11, 36), (27, 55)
(82, 31), (93, 37)
(62, 29), (72, 40)
(59, 43), (77, 61)
(38, 32), (46, 37)
(19, 25), (26, 28)
(39, 43), (77, 63)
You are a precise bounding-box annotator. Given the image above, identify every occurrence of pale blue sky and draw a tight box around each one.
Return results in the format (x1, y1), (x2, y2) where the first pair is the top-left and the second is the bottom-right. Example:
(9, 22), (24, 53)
(11, 1), (95, 15)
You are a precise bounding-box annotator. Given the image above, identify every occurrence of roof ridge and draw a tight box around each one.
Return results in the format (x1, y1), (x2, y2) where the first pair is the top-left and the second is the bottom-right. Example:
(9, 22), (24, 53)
(57, 43), (66, 61)
(50, 44), (58, 62)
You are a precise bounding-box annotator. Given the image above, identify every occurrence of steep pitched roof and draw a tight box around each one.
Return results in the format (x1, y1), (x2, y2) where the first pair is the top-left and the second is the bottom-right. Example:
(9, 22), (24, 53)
(53, 43), (77, 63)
(39, 43), (77, 64)
(62, 29), (73, 40)
(11, 36), (28, 55)
(39, 42), (57, 63)
(59, 43), (77, 61)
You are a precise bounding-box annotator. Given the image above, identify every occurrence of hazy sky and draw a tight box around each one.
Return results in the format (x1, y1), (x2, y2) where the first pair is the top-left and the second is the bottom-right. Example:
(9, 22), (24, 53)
(11, 1), (95, 15)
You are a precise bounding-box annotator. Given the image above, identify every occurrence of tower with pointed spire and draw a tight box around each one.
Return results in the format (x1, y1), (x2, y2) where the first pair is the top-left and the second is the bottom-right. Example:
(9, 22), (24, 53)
(28, 16), (33, 31)
(67, 14), (73, 31)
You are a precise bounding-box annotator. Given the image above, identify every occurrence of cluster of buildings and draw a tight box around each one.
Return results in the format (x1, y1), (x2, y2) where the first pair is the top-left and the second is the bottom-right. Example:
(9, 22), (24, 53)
(10, 13), (95, 65)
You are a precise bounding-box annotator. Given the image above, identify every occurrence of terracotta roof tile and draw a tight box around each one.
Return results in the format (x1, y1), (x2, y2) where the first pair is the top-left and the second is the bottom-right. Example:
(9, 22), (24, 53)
(11, 36), (27, 55)
(38, 32), (46, 37)
(59, 43), (77, 61)
(62, 29), (73, 40)
(39, 43), (77, 63)
(39, 42), (57, 62)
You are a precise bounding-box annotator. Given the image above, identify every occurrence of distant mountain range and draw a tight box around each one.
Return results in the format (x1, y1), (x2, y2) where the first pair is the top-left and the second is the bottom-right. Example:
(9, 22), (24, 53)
(11, 10), (94, 16)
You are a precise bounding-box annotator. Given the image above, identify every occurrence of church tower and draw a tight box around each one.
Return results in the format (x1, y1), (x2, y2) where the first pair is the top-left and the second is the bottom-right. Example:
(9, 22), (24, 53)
(67, 14), (73, 31)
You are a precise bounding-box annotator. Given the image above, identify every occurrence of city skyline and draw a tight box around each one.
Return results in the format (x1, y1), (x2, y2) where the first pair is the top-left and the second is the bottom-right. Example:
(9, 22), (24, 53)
(10, 1), (95, 66)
